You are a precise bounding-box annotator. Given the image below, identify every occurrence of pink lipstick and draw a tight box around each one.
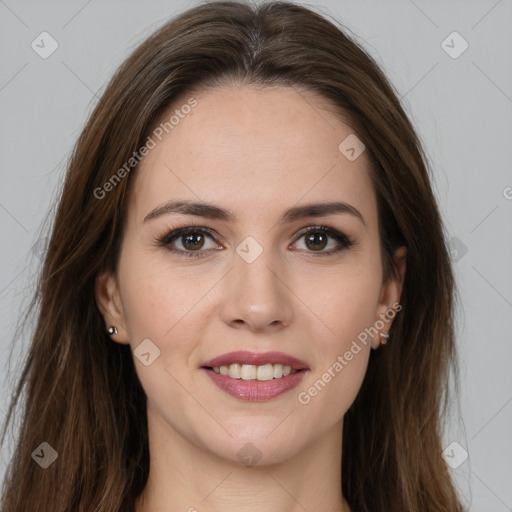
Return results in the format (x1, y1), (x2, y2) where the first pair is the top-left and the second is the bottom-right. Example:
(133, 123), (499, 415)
(201, 350), (309, 402)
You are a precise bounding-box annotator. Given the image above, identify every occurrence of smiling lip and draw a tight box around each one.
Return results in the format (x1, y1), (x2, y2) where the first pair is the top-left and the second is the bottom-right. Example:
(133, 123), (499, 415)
(202, 368), (308, 401)
(201, 350), (309, 370)
(201, 350), (310, 402)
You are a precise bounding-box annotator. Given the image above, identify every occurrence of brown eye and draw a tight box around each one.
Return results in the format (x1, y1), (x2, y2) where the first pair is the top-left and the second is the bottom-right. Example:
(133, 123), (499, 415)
(159, 226), (221, 258)
(181, 232), (206, 251)
(291, 226), (354, 256)
(304, 231), (328, 251)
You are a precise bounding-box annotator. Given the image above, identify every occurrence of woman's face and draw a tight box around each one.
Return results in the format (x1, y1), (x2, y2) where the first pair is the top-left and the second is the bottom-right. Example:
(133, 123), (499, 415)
(96, 85), (405, 465)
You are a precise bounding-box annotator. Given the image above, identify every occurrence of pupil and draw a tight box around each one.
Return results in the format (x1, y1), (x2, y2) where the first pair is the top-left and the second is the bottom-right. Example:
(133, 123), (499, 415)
(183, 233), (204, 250)
(306, 232), (327, 251)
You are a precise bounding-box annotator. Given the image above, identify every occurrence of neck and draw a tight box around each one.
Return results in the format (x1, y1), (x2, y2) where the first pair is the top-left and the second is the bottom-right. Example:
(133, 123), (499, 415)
(135, 403), (351, 512)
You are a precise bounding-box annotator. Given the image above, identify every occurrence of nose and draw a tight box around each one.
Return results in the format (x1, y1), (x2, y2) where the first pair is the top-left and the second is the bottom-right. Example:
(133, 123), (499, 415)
(220, 243), (294, 333)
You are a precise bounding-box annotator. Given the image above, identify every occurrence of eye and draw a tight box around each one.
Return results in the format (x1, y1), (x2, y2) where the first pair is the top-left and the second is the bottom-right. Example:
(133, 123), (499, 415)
(158, 226), (222, 258)
(157, 224), (354, 259)
(290, 225), (354, 255)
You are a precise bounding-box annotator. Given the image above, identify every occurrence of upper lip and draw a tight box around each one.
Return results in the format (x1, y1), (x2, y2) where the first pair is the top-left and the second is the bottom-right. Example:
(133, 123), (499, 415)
(201, 350), (309, 370)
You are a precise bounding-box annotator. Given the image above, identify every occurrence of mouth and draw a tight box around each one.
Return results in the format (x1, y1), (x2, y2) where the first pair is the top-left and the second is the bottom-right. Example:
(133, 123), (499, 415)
(202, 363), (302, 381)
(200, 350), (309, 401)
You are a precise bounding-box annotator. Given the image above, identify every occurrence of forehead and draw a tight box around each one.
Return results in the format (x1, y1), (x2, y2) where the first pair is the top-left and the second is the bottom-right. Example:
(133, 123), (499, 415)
(129, 85), (376, 226)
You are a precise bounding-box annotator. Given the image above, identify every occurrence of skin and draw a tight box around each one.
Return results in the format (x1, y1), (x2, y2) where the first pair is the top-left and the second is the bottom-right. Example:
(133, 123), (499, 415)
(95, 85), (406, 512)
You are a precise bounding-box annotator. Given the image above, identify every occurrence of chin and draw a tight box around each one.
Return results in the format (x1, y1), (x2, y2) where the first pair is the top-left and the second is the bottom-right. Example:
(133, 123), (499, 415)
(201, 426), (306, 467)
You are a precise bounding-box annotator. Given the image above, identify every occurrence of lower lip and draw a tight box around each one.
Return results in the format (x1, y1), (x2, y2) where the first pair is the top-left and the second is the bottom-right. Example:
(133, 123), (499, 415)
(202, 368), (308, 401)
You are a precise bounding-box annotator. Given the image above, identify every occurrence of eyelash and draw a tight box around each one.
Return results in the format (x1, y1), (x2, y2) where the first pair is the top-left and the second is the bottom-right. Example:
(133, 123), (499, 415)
(156, 223), (355, 259)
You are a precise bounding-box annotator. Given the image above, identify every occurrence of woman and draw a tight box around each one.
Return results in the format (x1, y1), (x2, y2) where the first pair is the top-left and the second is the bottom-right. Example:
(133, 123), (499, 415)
(0, 1), (464, 511)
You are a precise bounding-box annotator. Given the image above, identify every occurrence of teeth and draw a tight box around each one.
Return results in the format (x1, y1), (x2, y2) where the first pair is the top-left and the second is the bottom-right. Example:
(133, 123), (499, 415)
(273, 364), (283, 378)
(212, 363), (298, 380)
(241, 364), (257, 380)
(228, 363), (241, 379)
(257, 364), (274, 381)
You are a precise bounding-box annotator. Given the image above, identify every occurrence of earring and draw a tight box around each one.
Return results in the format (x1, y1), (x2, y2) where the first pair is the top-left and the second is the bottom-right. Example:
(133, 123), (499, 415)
(379, 332), (390, 345)
(107, 326), (118, 336)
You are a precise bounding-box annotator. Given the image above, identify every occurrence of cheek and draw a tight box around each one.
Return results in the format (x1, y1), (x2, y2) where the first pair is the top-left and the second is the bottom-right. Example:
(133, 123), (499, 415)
(324, 273), (378, 349)
(294, 258), (382, 414)
(116, 246), (220, 388)
(296, 287), (377, 422)
(117, 243), (207, 340)
(116, 255), (205, 409)
(307, 255), (383, 343)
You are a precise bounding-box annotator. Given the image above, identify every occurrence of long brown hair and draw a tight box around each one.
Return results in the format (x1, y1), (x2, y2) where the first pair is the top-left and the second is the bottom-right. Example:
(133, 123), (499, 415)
(1, 1), (463, 510)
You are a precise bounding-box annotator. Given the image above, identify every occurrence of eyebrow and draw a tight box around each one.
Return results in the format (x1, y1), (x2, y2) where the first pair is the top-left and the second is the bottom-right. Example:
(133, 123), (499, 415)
(143, 199), (366, 227)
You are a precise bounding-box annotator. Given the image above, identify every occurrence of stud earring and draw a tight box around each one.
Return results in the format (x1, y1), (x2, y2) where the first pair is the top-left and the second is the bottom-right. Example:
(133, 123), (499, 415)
(379, 332), (390, 345)
(107, 326), (118, 336)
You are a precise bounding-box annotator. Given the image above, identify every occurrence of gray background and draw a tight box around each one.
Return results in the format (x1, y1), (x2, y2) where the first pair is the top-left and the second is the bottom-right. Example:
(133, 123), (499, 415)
(1, 0), (511, 510)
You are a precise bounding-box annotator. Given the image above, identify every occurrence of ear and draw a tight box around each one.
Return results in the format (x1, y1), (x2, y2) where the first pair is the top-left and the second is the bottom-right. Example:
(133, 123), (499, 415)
(371, 245), (407, 349)
(95, 270), (130, 345)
